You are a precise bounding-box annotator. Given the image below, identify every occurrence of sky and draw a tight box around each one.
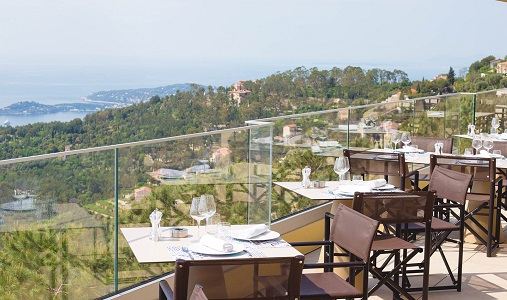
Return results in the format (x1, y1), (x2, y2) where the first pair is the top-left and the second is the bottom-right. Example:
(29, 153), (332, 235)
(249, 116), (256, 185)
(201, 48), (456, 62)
(0, 0), (506, 105)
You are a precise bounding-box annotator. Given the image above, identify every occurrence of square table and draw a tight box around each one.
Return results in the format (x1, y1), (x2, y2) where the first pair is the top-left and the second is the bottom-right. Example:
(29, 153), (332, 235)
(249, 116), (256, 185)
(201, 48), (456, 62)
(121, 225), (302, 263)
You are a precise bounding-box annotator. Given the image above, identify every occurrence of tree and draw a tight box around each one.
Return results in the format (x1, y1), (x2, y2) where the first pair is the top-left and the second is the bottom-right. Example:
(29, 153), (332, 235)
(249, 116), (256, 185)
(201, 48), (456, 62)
(447, 67), (455, 85)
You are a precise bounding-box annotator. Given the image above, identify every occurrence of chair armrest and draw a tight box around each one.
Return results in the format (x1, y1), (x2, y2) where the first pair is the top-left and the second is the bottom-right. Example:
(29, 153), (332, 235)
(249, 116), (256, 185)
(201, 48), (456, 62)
(159, 280), (174, 300)
(290, 240), (333, 247)
(303, 261), (367, 270)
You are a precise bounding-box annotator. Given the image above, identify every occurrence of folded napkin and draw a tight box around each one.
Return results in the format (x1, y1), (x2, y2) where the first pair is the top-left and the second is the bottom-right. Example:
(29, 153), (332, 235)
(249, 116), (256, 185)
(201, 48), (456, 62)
(233, 224), (269, 239)
(396, 146), (423, 153)
(200, 235), (234, 252)
(318, 141), (340, 147)
(335, 185), (372, 195)
(190, 284), (208, 300)
(311, 145), (322, 153)
(352, 179), (387, 188)
(477, 150), (492, 157)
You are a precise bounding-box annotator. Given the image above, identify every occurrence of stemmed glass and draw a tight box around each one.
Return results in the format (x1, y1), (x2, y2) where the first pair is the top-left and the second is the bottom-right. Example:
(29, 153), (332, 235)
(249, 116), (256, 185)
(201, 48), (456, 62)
(401, 131), (411, 149)
(471, 135), (482, 154)
(309, 127), (319, 145)
(483, 136), (494, 153)
(491, 117), (500, 135)
(391, 131), (401, 150)
(189, 197), (211, 238)
(334, 157), (350, 181)
(201, 194), (216, 219)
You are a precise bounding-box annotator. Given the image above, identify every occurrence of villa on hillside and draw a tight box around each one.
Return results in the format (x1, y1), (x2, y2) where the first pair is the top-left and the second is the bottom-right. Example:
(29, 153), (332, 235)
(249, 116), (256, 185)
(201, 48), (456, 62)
(229, 80), (251, 106)
(134, 187), (152, 201)
(497, 61), (507, 74)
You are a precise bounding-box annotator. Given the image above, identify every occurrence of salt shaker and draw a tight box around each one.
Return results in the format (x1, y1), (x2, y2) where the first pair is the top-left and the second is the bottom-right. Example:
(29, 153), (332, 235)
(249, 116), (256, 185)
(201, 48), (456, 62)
(301, 166), (312, 189)
(467, 124), (475, 137)
(434, 142), (443, 155)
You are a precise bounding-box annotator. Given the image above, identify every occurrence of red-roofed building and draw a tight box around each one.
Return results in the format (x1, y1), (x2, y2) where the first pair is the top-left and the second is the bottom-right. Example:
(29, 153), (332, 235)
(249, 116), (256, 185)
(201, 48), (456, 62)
(134, 186), (152, 201)
(229, 80), (251, 106)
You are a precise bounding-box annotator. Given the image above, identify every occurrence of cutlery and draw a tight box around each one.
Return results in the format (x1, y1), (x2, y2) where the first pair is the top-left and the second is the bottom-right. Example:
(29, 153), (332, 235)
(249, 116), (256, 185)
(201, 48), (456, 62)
(182, 246), (194, 259)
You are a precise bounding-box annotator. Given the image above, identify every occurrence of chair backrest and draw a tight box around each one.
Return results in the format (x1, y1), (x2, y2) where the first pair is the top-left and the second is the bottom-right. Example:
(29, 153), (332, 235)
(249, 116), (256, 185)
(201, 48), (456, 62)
(429, 154), (497, 184)
(330, 203), (380, 262)
(411, 136), (453, 153)
(344, 149), (406, 179)
(429, 165), (472, 205)
(173, 256), (304, 300)
(353, 191), (435, 224)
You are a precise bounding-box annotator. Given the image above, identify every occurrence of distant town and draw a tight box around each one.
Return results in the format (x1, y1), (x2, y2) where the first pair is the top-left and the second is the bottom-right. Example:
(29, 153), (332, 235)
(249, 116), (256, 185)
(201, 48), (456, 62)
(0, 83), (198, 116)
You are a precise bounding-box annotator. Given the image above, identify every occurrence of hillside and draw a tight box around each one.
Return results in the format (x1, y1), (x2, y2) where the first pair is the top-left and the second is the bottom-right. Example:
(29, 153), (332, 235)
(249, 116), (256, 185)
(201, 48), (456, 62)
(84, 83), (201, 104)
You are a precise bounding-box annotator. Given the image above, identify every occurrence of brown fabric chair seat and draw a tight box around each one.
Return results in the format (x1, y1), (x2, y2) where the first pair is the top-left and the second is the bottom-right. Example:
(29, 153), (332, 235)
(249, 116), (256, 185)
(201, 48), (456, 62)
(408, 217), (460, 232)
(301, 273), (362, 299)
(371, 234), (420, 251)
(466, 192), (490, 202)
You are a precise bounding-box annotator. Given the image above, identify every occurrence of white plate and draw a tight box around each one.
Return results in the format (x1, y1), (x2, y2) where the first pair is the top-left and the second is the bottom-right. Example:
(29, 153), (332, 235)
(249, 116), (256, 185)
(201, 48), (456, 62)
(374, 184), (396, 190)
(232, 230), (281, 241)
(188, 243), (245, 255)
(332, 190), (355, 197)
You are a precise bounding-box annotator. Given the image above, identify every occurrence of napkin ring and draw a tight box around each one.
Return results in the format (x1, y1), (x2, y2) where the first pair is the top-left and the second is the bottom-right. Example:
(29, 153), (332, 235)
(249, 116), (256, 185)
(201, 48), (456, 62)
(170, 227), (188, 238)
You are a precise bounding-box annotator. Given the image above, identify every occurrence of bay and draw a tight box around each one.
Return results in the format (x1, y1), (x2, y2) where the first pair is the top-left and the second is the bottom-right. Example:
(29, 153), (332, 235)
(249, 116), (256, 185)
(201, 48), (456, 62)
(0, 111), (91, 127)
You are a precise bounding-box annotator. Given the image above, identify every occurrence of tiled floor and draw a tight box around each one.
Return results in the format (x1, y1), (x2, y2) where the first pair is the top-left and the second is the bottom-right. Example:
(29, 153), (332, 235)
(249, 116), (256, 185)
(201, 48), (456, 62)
(305, 225), (507, 299)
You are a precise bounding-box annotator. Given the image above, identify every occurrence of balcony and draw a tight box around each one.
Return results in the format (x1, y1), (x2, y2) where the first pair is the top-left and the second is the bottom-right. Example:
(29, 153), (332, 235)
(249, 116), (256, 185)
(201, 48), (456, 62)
(1, 89), (507, 299)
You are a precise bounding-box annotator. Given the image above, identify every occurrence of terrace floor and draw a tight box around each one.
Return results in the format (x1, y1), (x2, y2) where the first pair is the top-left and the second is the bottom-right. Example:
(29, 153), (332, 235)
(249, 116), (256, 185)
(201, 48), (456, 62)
(305, 223), (507, 299)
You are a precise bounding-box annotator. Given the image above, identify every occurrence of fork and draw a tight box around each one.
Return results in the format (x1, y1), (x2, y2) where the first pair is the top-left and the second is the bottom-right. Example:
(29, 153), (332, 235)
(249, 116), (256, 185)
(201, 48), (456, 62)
(182, 246), (194, 259)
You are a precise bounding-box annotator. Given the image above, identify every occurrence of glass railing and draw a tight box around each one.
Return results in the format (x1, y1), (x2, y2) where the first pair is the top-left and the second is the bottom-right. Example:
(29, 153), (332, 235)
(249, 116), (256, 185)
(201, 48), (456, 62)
(0, 88), (506, 299)
(0, 123), (274, 299)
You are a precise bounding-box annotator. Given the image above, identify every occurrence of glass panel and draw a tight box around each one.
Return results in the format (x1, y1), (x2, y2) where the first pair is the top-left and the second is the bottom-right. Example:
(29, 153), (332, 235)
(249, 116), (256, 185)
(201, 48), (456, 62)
(116, 126), (267, 288)
(0, 151), (115, 299)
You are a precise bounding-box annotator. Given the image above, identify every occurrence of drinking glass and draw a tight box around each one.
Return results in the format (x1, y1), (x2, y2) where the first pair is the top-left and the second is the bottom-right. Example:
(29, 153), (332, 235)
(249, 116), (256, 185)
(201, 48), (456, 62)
(334, 157), (350, 181)
(391, 131), (401, 150)
(471, 135), (482, 154)
(189, 197), (208, 238)
(483, 136), (494, 153)
(408, 144), (419, 160)
(464, 148), (473, 156)
(206, 213), (221, 235)
(493, 150), (502, 157)
(217, 222), (232, 239)
(352, 174), (363, 182)
(401, 131), (411, 148)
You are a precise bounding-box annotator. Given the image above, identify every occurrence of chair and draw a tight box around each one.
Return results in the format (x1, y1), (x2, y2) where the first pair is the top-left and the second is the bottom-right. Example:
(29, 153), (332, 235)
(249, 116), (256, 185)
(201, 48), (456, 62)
(290, 203), (379, 299)
(403, 166), (472, 292)
(159, 256), (305, 300)
(353, 191), (435, 300)
(430, 154), (502, 257)
(490, 142), (507, 222)
(410, 136), (453, 153)
(409, 136), (453, 189)
(344, 149), (419, 191)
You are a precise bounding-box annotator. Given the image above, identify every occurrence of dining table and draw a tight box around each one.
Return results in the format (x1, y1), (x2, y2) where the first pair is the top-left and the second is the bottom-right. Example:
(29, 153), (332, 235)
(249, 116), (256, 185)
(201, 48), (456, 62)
(121, 225), (302, 263)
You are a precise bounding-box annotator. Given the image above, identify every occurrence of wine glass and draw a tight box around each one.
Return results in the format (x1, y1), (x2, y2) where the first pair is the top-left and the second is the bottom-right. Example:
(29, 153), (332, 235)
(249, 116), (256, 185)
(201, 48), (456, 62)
(471, 135), (482, 154)
(483, 136), (494, 153)
(401, 131), (411, 148)
(334, 157), (350, 181)
(201, 194), (216, 219)
(189, 197), (208, 238)
(309, 127), (319, 145)
(391, 131), (401, 150)
(491, 117), (500, 135)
